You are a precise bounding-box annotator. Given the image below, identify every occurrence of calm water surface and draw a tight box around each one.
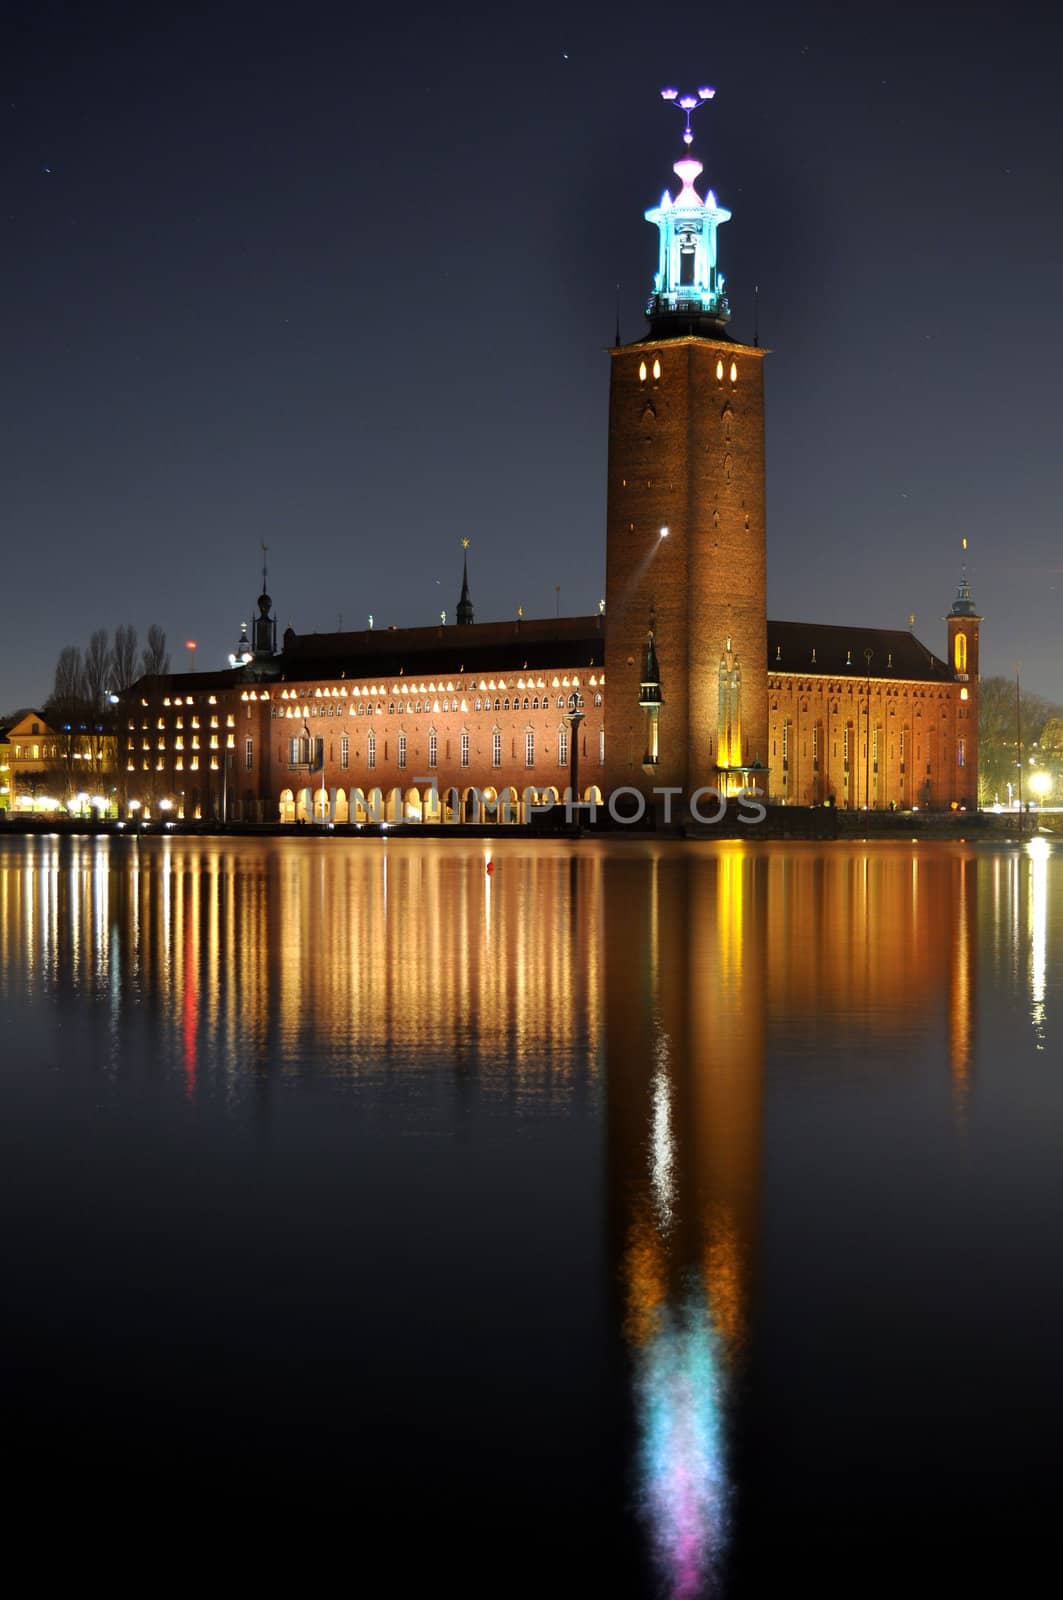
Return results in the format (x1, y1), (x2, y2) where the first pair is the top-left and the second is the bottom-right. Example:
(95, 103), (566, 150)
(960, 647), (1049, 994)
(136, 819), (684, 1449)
(1, 835), (1060, 1593)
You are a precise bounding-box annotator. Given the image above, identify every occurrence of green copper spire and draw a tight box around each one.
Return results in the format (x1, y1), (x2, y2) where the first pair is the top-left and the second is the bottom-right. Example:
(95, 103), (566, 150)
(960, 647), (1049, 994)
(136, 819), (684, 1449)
(645, 87), (731, 338)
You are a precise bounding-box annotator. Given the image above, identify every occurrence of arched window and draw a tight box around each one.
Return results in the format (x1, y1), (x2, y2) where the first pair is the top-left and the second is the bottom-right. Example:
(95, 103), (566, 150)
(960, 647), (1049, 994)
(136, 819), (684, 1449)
(954, 632), (968, 673)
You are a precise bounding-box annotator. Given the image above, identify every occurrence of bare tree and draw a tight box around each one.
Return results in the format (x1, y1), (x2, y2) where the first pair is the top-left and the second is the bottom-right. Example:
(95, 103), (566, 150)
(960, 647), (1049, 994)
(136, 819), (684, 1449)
(46, 646), (87, 789)
(111, 625), (139, 691)
(51, 646), (86, 713)
(83, 629), (113, 712)
(140, 624), (170, 677)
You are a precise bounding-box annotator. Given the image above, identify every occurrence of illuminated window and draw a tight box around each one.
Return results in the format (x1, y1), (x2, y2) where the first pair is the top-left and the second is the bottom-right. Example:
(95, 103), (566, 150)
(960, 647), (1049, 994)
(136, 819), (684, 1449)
(716, 358), (723, 380)
(367, 732), (376, 769)
(245, 738), (253, 771)
(398, 732), (407, 769)
(492, 731), (502, 767)
(958, 738), (966, 768)
(729, 361), (737, 383)
(599, 729), (605, 765)
(954, 632), (967, 673)
(340, 735), (349, 770)
(652, 357), (661, 380)
(639, 361), (647, 382)
(525, 731), (535, 768)
(559, 729), (569, 766)
(461, 732), (469, 767)
(428, 730), (438, 768)
(960, 687), (969, 701)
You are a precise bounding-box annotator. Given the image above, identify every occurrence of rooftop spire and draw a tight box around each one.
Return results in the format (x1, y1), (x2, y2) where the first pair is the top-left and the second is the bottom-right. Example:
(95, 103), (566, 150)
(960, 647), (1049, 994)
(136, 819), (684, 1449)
(456, 537), (474, 626)
(645, 84), (731, 338)
(949, 537), (980, 617)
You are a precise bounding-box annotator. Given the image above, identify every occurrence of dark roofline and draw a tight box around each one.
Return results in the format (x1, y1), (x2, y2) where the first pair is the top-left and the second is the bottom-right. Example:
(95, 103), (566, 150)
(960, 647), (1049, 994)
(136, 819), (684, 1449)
(766, 619), (954, 682)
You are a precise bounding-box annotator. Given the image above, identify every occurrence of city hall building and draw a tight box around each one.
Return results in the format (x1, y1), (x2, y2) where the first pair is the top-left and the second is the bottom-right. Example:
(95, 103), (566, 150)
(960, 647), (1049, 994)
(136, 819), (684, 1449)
(119, 98), (980, 824)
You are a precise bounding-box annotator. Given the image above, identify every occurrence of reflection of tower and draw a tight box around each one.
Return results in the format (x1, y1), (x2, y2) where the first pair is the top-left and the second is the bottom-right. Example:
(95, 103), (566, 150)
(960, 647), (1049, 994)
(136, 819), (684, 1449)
(605, 846), (766, 1595)
(604, 88), (768, 802)
(947, 851), (979, 1116)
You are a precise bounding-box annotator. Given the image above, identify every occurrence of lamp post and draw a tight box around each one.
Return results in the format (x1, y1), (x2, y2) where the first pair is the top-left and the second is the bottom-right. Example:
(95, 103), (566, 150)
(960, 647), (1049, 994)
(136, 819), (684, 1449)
(566, 691), (585, 815)
(864, 648), (874, 811)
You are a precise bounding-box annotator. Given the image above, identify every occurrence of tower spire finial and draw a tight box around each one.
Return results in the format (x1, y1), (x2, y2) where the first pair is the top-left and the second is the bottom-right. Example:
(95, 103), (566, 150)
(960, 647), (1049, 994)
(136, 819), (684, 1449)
(660, 84), (715, 147)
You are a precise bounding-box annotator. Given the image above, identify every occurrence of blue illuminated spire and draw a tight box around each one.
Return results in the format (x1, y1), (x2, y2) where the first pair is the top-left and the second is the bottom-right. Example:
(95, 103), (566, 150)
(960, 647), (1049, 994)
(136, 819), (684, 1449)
(646, 86), (731, 337)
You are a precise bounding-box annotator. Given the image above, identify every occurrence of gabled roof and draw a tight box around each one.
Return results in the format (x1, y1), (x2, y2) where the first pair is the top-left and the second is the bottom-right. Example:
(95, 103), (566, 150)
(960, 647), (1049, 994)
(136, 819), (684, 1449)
(766, 620), (955, 683)
(3, 709), (57, 738)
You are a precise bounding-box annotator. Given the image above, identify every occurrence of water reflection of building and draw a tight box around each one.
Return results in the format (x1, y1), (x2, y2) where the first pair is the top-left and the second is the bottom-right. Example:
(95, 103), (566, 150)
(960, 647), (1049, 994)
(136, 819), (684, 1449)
(605, 847), (767, 1597)
(602, 842), (983, 1596)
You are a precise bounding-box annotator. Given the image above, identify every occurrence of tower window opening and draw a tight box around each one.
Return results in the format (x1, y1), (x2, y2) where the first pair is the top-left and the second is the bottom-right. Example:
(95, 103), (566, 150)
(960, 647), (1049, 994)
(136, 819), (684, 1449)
(639, 361), (647, 382)
(954, 632), (968, 673)
(716, 359), (724, 381)
(652, 357), (662, 380)
(729, 361), (737, 384)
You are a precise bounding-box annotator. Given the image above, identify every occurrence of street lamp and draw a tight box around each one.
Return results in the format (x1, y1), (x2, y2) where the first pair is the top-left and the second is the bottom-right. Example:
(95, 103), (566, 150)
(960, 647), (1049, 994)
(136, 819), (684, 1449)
(566, 691), (585, 814)
(1030, 771), (1052, 806)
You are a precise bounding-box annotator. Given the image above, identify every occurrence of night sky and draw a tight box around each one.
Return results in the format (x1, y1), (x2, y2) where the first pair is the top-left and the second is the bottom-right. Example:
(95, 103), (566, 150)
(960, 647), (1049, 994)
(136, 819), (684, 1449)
(4, 0), (1061, 710)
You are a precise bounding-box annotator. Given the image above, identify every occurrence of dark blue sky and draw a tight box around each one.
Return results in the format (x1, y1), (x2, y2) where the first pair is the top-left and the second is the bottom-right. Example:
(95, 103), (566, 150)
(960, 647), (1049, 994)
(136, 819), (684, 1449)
(4, 0), (1061, 709)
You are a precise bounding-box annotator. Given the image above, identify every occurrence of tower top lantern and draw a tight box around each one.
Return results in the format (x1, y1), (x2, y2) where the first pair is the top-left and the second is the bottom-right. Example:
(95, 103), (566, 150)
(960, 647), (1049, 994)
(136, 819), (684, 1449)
(645, 85), (731, 339)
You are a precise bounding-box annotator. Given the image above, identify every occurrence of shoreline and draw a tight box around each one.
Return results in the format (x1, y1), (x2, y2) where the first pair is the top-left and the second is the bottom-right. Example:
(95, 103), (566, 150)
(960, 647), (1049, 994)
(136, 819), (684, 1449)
(0, 809), (1055, 843)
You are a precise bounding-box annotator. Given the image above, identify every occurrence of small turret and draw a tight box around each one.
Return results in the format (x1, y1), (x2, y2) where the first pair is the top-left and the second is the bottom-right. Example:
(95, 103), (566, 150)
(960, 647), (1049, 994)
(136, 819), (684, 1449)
(640, 619), (662, 767)
(229, 622), (253, 670)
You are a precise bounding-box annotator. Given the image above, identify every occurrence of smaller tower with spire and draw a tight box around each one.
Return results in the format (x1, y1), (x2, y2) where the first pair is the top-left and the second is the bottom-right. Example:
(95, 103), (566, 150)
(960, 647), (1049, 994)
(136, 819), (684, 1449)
(946, 539), (982, 811)
(253, 543), (278, 659)
(456, 538), (474, 626)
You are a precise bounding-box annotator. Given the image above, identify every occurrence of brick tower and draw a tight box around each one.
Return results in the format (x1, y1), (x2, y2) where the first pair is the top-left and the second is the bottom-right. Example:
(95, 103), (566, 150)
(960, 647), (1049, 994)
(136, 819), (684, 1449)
(945, 551), (982, 811)
(604, 88), (768, 803)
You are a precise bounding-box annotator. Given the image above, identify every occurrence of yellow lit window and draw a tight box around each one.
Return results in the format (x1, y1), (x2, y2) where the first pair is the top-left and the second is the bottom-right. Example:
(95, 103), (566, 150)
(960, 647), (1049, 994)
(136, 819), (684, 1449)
(638, 361), (647, 382)
(652, 357), (661, 380)
(716, 358), (723, 380)
(960, 687), (969, 701)
(729, 361), (737, 383)
(954, 632), (967, 673)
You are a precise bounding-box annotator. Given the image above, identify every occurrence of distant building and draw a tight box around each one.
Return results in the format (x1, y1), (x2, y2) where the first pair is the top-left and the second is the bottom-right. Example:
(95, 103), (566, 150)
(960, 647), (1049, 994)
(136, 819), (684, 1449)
(0, 709), (118, 814)
(119, 97), (978, 822)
